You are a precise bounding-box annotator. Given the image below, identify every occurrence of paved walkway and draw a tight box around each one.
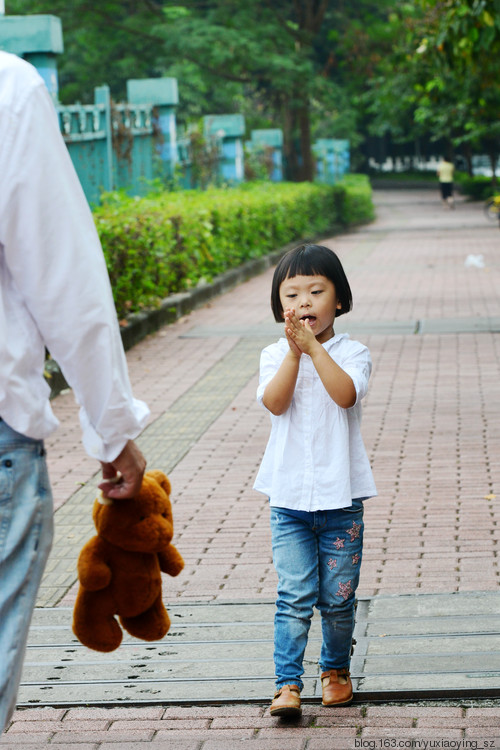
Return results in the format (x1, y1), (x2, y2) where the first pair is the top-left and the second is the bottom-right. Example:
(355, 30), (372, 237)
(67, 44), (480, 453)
(2, 189), (500, 747)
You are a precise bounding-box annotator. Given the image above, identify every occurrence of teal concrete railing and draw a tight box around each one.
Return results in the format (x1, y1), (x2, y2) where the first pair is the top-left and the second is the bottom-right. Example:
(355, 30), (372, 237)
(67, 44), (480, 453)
(56, 79), (179, 205)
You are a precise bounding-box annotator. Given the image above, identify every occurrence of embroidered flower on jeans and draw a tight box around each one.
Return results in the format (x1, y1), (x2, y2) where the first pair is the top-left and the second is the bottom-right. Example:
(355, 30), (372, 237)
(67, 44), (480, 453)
(327, 558), (337, 570)
(332, 537), (345, 550)
(336, 580), (353, 601)
(351, 553), (360, 565)
(346, 521), (362, 542)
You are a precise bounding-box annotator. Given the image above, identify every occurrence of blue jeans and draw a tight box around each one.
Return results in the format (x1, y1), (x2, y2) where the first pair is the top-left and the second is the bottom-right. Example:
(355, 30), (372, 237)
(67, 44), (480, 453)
(270, 499), (364, 691)
(0, 419), (54, 732)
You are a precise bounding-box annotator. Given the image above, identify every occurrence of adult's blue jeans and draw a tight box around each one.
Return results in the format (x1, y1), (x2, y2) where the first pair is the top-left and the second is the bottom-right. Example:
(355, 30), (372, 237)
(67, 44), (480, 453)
(270, 499), (364, 691)
(0, 419), (54, 732)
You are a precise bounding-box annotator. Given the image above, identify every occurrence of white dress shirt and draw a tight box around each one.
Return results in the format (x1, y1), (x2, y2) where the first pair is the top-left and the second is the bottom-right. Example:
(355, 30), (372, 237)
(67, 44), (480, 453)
(253, 333), (377, 511)
(0, 51), (149, 462)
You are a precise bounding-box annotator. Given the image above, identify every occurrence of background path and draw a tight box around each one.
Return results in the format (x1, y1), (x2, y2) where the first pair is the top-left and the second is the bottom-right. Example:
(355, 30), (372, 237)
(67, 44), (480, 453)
(3, 188), (500, 747)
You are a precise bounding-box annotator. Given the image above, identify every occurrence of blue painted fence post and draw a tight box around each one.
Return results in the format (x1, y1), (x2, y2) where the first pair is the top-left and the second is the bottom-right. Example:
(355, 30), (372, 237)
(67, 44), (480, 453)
(314, 139), (350, 183)
(94, 85), (114, 194)
(203, 114), (245, 183)
(127, 78), (179, 181)
(0, 13), (63, 102)
(250, 129), (284, 181)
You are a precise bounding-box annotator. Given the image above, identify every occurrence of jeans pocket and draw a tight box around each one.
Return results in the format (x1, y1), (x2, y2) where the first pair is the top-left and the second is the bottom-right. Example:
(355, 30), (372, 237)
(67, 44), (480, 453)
(342, 497), (365, 514)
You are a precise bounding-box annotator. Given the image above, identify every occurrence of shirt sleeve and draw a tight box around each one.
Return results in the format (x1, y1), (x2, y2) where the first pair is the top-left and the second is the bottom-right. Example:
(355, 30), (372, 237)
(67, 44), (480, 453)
(256, 343), (286, 409)
(340, 342), (372, 406)
(0, 73), (149, 462)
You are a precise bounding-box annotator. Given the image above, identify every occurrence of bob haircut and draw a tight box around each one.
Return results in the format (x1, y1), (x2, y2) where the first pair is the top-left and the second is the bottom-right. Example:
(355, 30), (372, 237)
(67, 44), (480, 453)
(270, 244), (353, 322)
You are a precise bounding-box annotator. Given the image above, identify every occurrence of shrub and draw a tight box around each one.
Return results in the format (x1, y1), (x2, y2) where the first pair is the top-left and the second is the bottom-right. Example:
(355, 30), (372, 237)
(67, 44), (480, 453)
(454, 172), (495, 201)
(341, 174), (375, 225)
(93, 177), (373, 318)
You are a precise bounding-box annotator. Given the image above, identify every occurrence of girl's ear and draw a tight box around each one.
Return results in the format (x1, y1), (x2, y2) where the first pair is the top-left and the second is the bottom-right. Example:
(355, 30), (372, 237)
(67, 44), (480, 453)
(336, 300), (342, 310)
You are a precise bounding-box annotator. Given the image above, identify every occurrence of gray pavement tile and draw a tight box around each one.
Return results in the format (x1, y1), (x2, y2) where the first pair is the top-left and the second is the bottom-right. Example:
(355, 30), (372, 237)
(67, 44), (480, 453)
(18, 591), (500, 707)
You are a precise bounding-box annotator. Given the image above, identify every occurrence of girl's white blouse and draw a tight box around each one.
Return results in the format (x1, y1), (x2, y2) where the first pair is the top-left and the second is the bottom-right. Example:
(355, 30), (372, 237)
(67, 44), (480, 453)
(253, 334), (377, 511)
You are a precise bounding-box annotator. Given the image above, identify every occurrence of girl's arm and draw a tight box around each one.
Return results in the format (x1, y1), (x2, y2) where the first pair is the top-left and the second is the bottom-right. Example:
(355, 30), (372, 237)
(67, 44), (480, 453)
(285, 312), (356, 409)
(262, 348), (301, 415)
(262, 307), (303, 415)
(310, 345), (356, 408)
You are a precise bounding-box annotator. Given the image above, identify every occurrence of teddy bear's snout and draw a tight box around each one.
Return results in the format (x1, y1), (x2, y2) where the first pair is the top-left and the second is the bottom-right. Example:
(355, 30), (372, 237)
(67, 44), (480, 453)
(126, 516), (173, 550)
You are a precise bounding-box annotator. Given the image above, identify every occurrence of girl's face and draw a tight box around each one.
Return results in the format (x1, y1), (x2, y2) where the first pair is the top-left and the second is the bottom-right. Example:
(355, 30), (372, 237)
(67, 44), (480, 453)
(279, 274), (341, 344)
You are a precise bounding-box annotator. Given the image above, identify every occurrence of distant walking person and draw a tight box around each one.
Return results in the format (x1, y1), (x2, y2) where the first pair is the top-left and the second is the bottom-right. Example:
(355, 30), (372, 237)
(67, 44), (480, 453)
(437, 156), (455, 208)
(0, 51), (150, 732)
(254, 244), (377, 717)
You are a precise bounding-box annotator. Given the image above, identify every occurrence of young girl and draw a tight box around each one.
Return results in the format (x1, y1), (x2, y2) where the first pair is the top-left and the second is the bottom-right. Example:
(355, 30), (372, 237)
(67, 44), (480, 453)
(253, 243), (377, 717)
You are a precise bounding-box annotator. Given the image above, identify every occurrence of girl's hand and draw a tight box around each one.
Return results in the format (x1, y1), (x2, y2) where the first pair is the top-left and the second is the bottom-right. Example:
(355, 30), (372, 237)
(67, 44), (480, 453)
(283, 308), (302, 358)
(285, 309), (318, 356)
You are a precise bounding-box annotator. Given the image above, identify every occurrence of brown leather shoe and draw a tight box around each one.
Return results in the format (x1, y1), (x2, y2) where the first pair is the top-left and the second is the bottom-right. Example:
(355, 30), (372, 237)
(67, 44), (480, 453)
(321, 668), (353, 706)
(270, 684), (302, 717)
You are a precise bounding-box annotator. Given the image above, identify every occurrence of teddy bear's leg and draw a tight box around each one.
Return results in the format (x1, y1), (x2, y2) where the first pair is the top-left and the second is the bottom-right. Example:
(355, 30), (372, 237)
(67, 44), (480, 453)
(73, 588), (123, 652)
(120, 593), (171, 642)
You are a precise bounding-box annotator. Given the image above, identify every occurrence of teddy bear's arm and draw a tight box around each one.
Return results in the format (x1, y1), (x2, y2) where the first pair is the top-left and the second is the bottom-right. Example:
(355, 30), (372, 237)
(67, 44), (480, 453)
(77, 537), (113, 591)
(158, 544), (184, 577)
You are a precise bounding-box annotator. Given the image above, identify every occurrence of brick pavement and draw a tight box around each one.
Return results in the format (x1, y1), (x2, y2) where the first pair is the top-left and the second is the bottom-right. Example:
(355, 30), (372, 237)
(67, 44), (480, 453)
(2, 189), (500, 746)
(3, 703), (500, 747)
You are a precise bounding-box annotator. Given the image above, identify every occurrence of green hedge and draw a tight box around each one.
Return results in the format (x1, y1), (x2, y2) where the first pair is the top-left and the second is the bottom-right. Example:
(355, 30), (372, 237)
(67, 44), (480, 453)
(454, 172), (496, 201)
(341, 174), (376, 225)
(94, 176), (374, 319)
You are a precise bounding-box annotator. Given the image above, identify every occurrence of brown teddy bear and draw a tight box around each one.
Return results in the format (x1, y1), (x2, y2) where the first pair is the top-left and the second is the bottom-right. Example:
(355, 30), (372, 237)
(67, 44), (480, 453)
(72, 469), (184, 652)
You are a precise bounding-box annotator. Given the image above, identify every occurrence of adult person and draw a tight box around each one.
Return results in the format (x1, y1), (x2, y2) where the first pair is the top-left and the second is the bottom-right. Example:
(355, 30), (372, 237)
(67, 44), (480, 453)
(437, 156), (455, 209)
(0, 50), (150, 731)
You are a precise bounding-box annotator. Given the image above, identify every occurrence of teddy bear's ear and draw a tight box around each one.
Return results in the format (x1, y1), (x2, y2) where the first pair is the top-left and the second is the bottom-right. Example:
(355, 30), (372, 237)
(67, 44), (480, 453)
(97, 495), (114, 506)
(146, 470), (171, 496)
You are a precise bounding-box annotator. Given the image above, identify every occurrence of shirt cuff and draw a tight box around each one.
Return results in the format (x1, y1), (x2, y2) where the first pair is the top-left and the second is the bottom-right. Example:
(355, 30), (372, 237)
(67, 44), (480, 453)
(79, 398), (150, 463)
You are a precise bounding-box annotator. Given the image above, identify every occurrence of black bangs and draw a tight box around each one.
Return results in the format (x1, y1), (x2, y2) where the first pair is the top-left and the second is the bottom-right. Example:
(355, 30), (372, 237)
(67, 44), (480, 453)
(284, 245), (336, 279)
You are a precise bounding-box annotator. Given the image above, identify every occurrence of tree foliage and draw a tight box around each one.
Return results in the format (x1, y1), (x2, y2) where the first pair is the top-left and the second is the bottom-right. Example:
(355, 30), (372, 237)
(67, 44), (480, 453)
(366, 0), (500, 173)
(6, 0), (500, 178)
(6, 0), (168, 101)
(7, 0), (397, 178)
(154, 0), (340, 180)
(415, 0), (500, 172)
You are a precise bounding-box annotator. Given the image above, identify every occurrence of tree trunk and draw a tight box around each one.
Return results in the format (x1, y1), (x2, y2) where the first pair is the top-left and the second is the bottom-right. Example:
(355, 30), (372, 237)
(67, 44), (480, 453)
(297, 103), (314, 182)
(281, 95), (314, 182)
(281, 98), (297, 181)
(463, 143), (473, 177)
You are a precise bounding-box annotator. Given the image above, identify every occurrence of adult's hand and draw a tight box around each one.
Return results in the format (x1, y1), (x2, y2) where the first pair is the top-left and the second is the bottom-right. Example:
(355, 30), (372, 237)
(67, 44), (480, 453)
(98, 439), (146, 499)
